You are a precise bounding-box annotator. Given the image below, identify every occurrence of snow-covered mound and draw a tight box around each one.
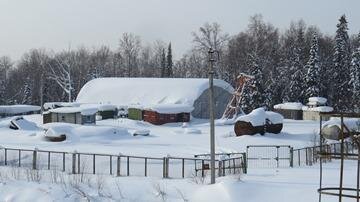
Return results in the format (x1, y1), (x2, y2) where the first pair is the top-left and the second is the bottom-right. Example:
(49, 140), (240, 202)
(76, 77), (234, 107)
(302, 106), (333, 112)
(10, 116), (41, 131)
(236, 108), (284, 126)
(49, 106), (98, 115)
(0, 105), (40, 115)
(273, 102), (304, 110)
(147, 104), (194, 113)
(43, 123), (130, 142)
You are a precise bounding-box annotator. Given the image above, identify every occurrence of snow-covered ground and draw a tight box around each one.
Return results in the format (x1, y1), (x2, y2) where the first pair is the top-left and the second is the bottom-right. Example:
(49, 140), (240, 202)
(0, 114), (318, 157)
(0, 114), (355, 202)
(0, 161), (357, 202)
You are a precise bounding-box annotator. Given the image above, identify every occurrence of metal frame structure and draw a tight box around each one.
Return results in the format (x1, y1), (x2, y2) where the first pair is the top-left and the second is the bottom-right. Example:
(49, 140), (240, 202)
(318, 112), (360, 202)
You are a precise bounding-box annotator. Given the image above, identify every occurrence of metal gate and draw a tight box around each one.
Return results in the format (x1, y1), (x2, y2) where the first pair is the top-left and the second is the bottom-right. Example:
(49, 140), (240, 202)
(246, 145), (293, 168)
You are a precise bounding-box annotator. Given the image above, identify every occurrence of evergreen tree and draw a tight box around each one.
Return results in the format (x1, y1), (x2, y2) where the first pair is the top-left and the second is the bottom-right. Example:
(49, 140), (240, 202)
(349, 33), (360, 110)
(160, 48), (166, 77)
(241, 54), (265, 113)
(22, 78), (32, 104)
(304, 33), (320, 98)
(288, 47), (305, 102)
(166, 43), (173, 77)
(332, 15), (351, 111)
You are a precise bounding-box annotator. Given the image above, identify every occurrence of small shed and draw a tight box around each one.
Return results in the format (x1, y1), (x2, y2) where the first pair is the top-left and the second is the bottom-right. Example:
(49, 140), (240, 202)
(97, 104), (118, 120)
(0, 105), (41, 118)
(45, 107), (97, 125)
(143, 104), (193, 125)
(273, 102), (303, 120)
(128, 107), (143, 120)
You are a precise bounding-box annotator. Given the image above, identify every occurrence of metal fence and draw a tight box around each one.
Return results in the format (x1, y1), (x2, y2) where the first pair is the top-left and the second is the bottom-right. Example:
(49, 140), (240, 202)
(0, 146), (246, 179)
(246, 142), (357, 168)
(246, 145), (293, 168)
(292, 142), (356, 167)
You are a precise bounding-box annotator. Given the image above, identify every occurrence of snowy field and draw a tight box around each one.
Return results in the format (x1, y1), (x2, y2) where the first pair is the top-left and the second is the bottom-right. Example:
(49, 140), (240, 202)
(0, 115), (318, 156)
(0, 114), (356, 202)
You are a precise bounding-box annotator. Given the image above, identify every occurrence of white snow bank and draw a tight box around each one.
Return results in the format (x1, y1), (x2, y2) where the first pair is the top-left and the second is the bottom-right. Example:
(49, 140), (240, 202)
(273, 102), (304, 110)
(308, 97), (327, 104)
(174, 128), (202, 134)
(302, 106), (333, 112)
(147, 104), (194, 113)
(79, 103), (117, 111)
(266, 111), (283, 124)
(76, 77), (234, 107)
(0, 105), (40, 114)
(43, 123), (130, 142)
(49, 106), (98, 115)
(43, 102), (80, 110)
(236, 108), (283, 126)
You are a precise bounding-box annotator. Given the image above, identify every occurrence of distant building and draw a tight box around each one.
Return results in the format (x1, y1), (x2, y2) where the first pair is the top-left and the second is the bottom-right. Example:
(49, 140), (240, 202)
(43, 107), (97, 125)
(76, 78), (234, 124)
(273, 102), (303, 120)
(302, 97), (333, 121)
(273, 97), (333, 121)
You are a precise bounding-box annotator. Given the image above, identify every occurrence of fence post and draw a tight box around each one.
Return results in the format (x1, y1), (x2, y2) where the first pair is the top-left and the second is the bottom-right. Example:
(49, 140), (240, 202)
(298, 150), (300, 166)
(18, 150), (21, 167)
(290, 147), (294, 168)
(127, 156), (130, 176)
(72, 150), (77, 174)
(93, 154), (96, 174)
(32, 148), (38, 170)
(308, 148), (313, 166)
(182, 158), (185, 178)
(242, 153), (247, 174)
(110, 155), (113, 175)
(117, 154), (121, 177)
(62, 152), (66, 172)
(165, 157), (169, 178)
(4, 148), (7, 165)
(144, 158), (147, 177)
(218, 161), (222, 177)
(47, 152), (51, 170)
(201, 160), (205, 177)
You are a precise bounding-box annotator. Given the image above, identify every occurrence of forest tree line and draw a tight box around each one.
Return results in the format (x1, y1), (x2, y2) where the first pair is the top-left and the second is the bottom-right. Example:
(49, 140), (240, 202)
(0, 14), (359, 113)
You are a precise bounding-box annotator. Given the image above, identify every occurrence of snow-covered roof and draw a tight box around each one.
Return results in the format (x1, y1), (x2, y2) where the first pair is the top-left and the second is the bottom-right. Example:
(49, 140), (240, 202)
(146, 104), (194, 114)
(76, 78), (234, 109)
(49, 107), (98, 115)
(43, 102), (81, 110)
(302, 106), (333, 112)
(0, 105), (41, 114)
(80, 103), (117, 111)
(273, 102), (304, 110)
(308, 97), (327, 104)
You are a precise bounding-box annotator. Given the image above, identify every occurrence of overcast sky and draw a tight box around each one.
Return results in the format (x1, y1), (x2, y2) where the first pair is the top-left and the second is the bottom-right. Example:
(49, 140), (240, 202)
(0, 0), (359, 60)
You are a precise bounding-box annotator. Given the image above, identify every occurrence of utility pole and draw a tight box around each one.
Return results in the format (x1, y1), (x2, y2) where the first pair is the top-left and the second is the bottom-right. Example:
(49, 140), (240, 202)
(208, 47), (217, 184)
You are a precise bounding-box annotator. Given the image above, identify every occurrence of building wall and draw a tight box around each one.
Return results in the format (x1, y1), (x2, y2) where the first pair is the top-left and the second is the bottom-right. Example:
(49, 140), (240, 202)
(303, 111), (331, 121)
(192, 86), (232, 119)
(48, 112), (94, 124)
(143, 110), (190, 125)
(274, 109), (303, 120)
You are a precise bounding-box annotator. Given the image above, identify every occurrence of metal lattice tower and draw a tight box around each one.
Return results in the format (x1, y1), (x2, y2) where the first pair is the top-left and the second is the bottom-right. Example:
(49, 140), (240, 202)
(221, 73), (254, 119)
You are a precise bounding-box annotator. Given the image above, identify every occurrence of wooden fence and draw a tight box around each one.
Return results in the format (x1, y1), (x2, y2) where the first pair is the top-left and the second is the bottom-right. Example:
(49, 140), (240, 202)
(0, 146), (246, 179)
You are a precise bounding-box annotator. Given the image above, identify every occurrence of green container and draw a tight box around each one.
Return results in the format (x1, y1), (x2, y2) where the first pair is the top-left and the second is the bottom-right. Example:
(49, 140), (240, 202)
(128, 108), (143, 120)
